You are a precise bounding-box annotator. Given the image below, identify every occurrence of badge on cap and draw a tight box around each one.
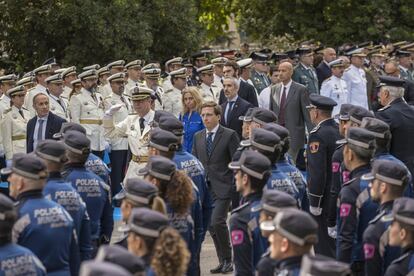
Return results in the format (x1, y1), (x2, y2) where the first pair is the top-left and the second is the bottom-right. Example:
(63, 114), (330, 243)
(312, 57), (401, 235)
(364, 243), (375, 259)
(339, 203), (352, 217)
(231, 230), (244, 246)
(309, 142), (320, 153)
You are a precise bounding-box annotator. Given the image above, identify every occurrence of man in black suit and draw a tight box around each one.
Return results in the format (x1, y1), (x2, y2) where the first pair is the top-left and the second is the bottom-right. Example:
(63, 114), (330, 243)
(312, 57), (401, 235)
(192, 101), (239, 274)
(219, 60), (258, 107)
(27, 93), (66, 153)
(268, 62), (314, 161)
(316, 47), (336, 88)
(220, 77), (253, 138)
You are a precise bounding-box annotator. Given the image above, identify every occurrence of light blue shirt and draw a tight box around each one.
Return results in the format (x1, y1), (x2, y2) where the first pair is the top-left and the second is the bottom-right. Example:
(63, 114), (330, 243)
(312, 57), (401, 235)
(33, 114), (48, 150)
(206, 124), (219, 142)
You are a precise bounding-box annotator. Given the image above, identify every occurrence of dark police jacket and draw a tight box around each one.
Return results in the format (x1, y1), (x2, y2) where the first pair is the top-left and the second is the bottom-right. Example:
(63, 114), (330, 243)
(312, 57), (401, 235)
(64, 163), (113, 241)
(337, 164), (379, 264)
(0, 243), (46, 275)
(229, 192), (263, 276)
(384, 247), (414, 276)
(13, 189), (75, 276)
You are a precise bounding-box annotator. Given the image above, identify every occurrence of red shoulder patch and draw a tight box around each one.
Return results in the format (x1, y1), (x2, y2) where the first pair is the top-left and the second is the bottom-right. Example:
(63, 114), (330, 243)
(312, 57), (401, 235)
(231, 230), (244, 246)
(340, 203), (352, 217)
(309, 142), (320, 153)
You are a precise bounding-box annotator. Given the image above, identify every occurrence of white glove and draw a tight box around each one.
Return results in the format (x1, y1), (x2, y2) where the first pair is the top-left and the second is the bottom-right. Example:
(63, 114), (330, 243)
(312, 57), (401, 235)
(328, 226), (337, 239)
(105, 104), (123, 116)
(309, 206), (322, 216)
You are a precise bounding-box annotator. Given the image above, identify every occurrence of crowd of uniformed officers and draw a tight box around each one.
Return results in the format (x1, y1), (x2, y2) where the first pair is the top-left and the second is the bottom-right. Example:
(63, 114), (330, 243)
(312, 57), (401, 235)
(0, 41), (414, 276)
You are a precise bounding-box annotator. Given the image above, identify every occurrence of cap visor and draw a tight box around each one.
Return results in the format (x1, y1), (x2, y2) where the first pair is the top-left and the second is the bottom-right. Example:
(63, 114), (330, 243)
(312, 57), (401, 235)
(260, 220), (276, 231)
(228, 161), (241, 170)
(52, 133), (63, 139)
(113, 189), (126, 201)
(336, 138), (347, 145)
(137, 167), (149, 176)
(0, 167), (12, 176)
(240, 140), (251, 147)
(339, 115), (350, 121)
(118, 224), (131, 233)
(361, 172), (375, 181)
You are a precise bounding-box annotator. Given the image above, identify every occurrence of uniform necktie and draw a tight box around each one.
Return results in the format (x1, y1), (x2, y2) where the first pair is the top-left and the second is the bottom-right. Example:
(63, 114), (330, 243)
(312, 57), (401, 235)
(120, 96), (129, 111)
(18, 109), (24, 119)
(37, 119), (44, 141)
(279, 86), (287, 126)
(56, 98), (65, 112)
(226, 101), (235, 124)
(139, 117), (145, 132)
(91, 93), (98, 103)
(206, 132), (214, 157)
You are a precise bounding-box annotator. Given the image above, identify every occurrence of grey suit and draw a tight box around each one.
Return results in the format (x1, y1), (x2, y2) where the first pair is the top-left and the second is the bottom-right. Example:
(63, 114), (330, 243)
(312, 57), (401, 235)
(192, 125), (239, 264)
(269, 81), (313, 161)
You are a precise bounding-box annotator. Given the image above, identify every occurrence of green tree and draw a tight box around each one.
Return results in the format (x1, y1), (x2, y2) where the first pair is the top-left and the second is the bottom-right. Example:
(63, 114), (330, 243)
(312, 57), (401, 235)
(236, 0), (414, 46)
(0, 0), (205, 72)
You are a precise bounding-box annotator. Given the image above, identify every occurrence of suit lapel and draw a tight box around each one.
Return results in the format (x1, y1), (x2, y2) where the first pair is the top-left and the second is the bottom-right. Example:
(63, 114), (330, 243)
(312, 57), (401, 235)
(227, 97), (240, 123)
(273, 83), (282, 106)
(209, 126), (223, 160)
(285, 82), (297, 106)
(45, 113), (53, 138)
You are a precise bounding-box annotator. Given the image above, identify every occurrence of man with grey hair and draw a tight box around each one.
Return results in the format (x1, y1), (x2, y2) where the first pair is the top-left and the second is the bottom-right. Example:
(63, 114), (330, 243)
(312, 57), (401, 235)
(220, 76), (252, 138)
(316, 47), (337, 87)
(376, 75), (414, 178)
(383, 60), (414, 105)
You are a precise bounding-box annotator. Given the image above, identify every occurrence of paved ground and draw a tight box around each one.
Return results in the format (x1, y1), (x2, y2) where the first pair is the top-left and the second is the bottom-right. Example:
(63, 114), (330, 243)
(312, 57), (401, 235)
(112, 217), (218, 276)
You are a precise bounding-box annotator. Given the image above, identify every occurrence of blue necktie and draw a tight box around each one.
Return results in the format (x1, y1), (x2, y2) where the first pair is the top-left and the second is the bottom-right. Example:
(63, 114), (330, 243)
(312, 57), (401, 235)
(226, 101), (235, 124)
(206, 132), (214, 157)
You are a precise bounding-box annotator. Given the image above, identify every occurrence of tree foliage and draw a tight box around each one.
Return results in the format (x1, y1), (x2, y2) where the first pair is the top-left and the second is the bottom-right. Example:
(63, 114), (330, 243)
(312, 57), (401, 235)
(236, 0), (414, 46)
(0, 0), (205, 72)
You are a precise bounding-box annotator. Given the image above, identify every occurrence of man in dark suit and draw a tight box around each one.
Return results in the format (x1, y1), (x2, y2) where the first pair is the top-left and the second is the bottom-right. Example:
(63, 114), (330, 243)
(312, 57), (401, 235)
(27, 93), (66, 153)
(192, 101), (239, 274)
(220, 77), (253, 138)
(376, 76), (414, 178)
(269, 62), (314, 161)
(219, 60), (258, 107)
(316, 47), (336, 88)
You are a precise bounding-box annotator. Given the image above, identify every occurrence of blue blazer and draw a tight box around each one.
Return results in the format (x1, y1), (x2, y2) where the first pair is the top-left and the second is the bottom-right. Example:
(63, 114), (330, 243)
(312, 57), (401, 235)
(26, 111), (67, 153)
(220, 96), (253, 138)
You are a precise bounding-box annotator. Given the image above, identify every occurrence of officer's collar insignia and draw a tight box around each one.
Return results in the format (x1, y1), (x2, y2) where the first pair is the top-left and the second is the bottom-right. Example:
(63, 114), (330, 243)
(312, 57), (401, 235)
(309, 142), (320, 153)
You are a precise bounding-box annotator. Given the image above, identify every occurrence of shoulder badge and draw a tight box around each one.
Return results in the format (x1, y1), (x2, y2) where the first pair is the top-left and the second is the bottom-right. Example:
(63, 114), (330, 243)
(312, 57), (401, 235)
(309, 142), (320, 153)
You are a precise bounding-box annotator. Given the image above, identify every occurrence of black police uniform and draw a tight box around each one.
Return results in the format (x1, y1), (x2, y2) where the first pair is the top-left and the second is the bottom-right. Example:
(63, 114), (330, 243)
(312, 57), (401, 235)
(375, 76), (414, 179)
(306, 94), (340, 258)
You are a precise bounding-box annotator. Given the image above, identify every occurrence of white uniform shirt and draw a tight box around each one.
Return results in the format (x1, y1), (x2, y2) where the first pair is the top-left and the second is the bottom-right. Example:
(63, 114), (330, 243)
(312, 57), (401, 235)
(1, 106), (30, 159)
(342, 64), (368, 109)
(162, 86), (183, 117)
(320, 75), (349, 117)
(25, 84), (47, 117)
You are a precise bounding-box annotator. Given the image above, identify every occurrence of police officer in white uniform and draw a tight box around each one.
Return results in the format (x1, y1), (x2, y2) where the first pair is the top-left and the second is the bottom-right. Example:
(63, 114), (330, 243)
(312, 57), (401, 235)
(163, 68), (186, 117)
(197, 64), (220, 102)
(162, 57), (183, 92)
(101, 60), (125, 98)
(0, 74), (17, 116)
(1, 85), (30, 160)
(320, 58), (350, 117)
(342, 48), (369, 109)
(142, 63), (164, 110)
(96, 66), (111, 98)
(25, 64), (52, 117)
(103, 86), (154, 181)
(211, 57), (228, 90)
(125, 59), (143, 93)
(45, 73), (69, 120)
(103, 72), (131, 194)
(61, 66), (77, 100)
(69, 69), (106, 159)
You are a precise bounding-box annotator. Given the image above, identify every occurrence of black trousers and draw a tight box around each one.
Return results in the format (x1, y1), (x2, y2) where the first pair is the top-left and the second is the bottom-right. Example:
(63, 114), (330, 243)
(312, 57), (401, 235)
(312, 211), (336, 258)
(209, 191), (232, 264)
(109, 150), (128, 194)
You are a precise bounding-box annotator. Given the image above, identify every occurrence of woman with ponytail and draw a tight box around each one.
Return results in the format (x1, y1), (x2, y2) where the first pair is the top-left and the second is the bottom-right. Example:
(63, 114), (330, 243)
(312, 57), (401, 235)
(115, 178), (167, 248)
(126, 208), (190, 275)
(139, 155), (202, 275)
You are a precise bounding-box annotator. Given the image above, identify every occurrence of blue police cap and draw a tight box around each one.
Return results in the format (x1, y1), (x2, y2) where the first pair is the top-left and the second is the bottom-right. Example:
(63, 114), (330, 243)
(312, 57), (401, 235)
(260, 208), (318, 246)
(153, 110), (175, 124)
(238, 107), (257, 122)
(62, 130), (91, 155)
(348, 106), (374, 125)
(79, 261), (131, 276)
(113, 178), (158, 205)
(360, 117), (390, 139)
(300, 254), (351, 276)
(251, 108), (277, 125)
(138, 155), (176, 181)
(241, 128), (281, 153)
(228, 150), (271, 180)
(334, 104), (354, 121)
(336, 127), (376, 150)
(1, 153), (48, 180)
(307, 94), (337, 111)
(158, 116), (184, 137)
(53, 122), (86, 139)
(35, 139), (68, 163)
(149, 128), (179, 152)
(124, 207), (169, 238)
(362, 159), (409, 186)
(262, 123), (290, 141)
(253, 190), (297, 214)
(95, 245), (145, 274)
(392, 198), (414, 227)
